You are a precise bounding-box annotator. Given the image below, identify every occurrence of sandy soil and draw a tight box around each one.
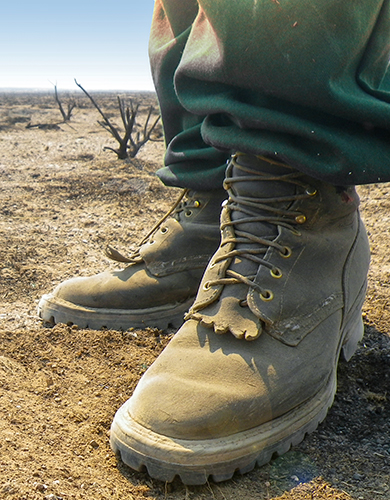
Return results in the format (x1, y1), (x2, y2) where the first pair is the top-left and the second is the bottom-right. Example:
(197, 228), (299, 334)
(1, 91), (390, 500)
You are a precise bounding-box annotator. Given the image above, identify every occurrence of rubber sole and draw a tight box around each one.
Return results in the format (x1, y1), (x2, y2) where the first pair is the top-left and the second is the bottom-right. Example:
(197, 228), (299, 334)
(110, 372), (336, 485)
(109, 305), (365, 485)
(37, 294), (194, 331)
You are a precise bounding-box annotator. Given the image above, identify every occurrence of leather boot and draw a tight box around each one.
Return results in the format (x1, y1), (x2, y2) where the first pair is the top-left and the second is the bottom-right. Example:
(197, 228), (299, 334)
(110, 153), (370, 484)
(38, 189), (226, 330)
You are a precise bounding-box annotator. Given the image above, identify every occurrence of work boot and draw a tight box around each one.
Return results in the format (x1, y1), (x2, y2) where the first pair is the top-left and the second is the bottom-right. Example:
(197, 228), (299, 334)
(38, 188), (226, 330)
(110, 153), (371, 484)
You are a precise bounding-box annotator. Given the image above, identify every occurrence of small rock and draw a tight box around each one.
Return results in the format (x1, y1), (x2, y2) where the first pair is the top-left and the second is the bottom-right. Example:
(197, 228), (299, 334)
(318, 434), (329, 440)
(89, 440), (99, 449)
(36, 483), (48, 492)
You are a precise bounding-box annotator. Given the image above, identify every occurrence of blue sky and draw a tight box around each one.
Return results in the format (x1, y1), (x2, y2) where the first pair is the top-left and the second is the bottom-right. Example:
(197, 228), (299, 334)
(0, 1), (155, 91)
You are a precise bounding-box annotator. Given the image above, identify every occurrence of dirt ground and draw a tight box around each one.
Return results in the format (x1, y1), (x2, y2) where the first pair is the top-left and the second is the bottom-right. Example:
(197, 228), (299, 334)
(1, 91), (390, 500)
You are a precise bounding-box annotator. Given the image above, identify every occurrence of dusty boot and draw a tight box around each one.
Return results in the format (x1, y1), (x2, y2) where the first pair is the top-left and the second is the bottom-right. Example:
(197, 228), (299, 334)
(38, 188), (226, 330)
(110, 153), (370, 484)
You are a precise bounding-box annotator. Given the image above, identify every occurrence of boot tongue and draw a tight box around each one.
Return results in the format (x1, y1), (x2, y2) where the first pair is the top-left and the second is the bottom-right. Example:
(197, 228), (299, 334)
(231, 154), (294, 197)
(188, 154), (300, 340)
(228, 154), (296, 239)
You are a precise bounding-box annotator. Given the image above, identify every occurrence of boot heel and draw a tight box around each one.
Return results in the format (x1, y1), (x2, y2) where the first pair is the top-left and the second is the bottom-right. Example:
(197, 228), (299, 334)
(341, 274), (368, 362)
(341, 311), (364, 362)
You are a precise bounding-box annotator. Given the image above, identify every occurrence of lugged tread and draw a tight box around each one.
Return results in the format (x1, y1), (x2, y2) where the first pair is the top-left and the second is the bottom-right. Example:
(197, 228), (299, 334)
(38, 294), (192, 331)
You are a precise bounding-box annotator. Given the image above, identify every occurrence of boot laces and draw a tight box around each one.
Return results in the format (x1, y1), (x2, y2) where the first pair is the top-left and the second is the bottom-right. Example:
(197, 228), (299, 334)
(203, 155), (317, 301)
(105, 189), (202, 264)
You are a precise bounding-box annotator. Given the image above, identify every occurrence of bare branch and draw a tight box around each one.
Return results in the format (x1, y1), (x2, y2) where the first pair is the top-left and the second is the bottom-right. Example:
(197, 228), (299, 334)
(75, 79), (123, 144)
(54, 84), (76, 122)
(74, 80), (161, 160)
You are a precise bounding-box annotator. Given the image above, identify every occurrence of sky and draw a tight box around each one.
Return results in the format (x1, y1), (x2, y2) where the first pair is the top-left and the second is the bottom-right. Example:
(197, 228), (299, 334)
(0, 1), (156, 91)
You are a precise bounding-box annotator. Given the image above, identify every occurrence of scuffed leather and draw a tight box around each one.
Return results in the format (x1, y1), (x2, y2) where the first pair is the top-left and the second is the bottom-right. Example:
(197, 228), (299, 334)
(187, 160), (366, 344)
(51, 189), (226, 311)
(123, 157), (371, 444)
(139, 217), (220, 277)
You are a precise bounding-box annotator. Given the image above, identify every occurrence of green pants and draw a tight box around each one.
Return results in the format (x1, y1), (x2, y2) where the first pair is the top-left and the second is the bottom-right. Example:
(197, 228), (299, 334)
(149, 0), (390, 189)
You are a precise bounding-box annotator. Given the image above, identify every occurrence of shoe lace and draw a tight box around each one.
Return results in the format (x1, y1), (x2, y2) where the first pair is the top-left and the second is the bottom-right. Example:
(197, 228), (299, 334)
(105, 189), (201, 264)
(203, 155), (317, 302)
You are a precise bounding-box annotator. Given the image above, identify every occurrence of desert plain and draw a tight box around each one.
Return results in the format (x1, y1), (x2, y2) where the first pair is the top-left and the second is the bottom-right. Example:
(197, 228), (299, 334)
(1, 90), (390, 500)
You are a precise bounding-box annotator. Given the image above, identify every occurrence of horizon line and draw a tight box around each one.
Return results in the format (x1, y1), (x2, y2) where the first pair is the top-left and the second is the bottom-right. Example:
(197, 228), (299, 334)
(0, 87), (156, 93)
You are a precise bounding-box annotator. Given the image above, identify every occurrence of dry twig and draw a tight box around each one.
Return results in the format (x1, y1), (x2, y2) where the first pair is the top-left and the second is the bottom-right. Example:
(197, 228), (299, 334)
(75, 79), (161, 159)
(54, 84), (76, 122)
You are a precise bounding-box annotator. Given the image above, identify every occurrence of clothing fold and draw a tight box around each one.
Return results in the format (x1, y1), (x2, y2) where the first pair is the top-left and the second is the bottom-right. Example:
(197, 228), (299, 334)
(150, 0), (390, 187)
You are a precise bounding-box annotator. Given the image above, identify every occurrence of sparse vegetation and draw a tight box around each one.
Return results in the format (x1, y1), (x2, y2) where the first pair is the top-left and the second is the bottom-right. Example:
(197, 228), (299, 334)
(53, 84), (76, 122)
(75, 79), (161, 159)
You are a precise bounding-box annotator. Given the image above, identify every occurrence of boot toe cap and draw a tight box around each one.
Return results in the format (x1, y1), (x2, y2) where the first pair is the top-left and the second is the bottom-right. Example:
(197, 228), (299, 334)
(125, 321), (273, 440)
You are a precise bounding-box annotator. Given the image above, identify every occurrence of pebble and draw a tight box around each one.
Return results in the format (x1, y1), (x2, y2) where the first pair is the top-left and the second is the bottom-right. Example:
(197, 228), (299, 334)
(35, 483), (48, 492)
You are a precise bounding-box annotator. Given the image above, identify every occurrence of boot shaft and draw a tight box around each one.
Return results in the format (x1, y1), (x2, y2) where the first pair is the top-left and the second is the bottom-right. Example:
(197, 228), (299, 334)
(226, 153), (360, 235)
(187, 153), (369, 342)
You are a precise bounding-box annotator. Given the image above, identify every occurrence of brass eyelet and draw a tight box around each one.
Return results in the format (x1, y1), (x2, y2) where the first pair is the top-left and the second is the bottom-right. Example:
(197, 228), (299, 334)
(193, 200), (201, 208)
(270, 268), (283, 279)
(160, 226), (168, 234)
(260, 290), (274, 301)
(185, 210), (193, 217)
(295, 214), (307, 224)
(306, 187), (317, 197)
(203, 281), (211, 291)
(280, 246), (292, 258)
